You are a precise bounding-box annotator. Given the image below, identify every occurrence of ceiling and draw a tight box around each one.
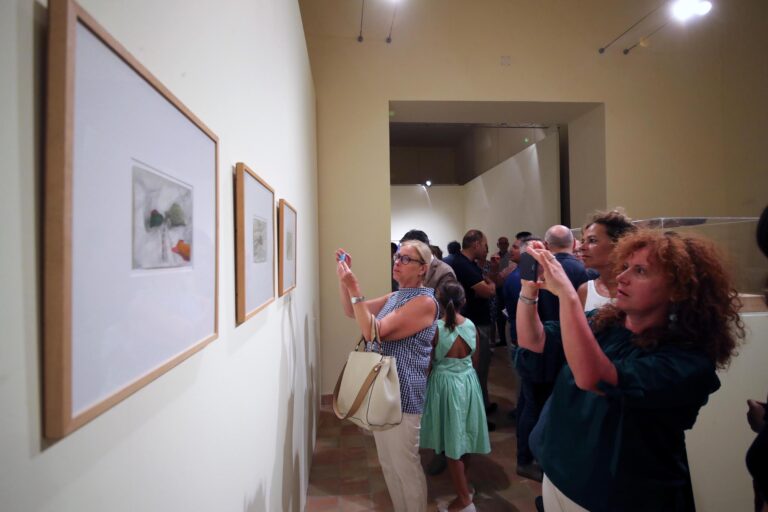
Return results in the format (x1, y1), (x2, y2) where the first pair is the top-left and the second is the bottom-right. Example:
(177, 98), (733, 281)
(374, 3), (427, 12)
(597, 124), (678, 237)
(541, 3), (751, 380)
(388, 101), (600, 184)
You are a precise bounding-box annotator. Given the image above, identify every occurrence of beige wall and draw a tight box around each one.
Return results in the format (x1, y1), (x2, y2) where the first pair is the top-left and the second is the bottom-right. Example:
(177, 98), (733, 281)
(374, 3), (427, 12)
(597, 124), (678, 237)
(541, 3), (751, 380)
(1, 0), (318, 510)
(568, 105), (608, 226)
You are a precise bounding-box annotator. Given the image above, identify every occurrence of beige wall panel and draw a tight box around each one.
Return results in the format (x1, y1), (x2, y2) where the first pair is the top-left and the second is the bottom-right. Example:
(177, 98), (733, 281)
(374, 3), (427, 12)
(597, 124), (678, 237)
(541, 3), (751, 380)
(569, 105), (607, 226)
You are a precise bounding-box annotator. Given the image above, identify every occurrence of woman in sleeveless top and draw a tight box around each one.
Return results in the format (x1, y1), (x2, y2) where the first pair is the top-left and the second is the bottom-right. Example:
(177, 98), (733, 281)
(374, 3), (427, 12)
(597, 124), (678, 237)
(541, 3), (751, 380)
(336, 240), (438, 512)
(421, 282), (489, 512)
(578, 209), (636, 312)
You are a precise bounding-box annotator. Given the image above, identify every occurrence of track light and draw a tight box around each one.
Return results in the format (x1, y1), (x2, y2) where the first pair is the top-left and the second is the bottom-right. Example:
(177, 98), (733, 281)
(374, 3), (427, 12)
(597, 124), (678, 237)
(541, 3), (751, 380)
(671, 0), (712, 22)
(357, 0), (365, 42)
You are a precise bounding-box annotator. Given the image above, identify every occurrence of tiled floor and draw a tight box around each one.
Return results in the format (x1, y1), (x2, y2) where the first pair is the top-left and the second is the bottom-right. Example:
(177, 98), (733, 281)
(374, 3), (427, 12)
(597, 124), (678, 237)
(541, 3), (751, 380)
(307, 346), (542, 511)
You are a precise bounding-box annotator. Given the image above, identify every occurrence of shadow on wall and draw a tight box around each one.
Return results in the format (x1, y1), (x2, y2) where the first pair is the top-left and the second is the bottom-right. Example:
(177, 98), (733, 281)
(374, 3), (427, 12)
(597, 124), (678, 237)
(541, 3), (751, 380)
(243, 482), (267, 512)
(304, 310), (317, 480)
(268, 294), (303, 511)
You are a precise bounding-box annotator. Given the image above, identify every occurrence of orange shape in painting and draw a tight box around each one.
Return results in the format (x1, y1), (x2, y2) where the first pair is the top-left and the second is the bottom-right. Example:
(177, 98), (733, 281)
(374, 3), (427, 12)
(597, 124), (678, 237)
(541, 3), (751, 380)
(172, 240), (191, 261)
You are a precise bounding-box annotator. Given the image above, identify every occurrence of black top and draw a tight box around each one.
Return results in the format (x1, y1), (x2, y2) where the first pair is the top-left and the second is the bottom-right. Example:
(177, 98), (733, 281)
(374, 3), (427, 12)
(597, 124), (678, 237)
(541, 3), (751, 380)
(747, 423), (768, 509)
(449, 252), (490, 325)
(516, 321), (719, 511)
(537, 253), (589, 322)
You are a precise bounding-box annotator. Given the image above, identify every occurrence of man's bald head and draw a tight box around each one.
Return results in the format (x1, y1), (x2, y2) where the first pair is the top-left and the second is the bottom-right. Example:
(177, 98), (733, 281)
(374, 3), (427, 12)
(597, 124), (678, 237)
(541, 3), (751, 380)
(544, 225), (575, 253)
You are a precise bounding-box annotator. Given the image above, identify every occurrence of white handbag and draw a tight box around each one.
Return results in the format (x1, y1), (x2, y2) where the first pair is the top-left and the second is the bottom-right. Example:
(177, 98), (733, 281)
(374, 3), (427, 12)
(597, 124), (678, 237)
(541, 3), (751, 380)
(332, 315), (402, 431)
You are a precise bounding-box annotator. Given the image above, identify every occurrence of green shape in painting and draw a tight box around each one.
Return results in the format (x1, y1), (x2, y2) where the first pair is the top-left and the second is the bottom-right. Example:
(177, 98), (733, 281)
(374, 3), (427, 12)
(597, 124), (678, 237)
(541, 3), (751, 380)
(166, 202), (187, 227)
(148, 209), (164, 228)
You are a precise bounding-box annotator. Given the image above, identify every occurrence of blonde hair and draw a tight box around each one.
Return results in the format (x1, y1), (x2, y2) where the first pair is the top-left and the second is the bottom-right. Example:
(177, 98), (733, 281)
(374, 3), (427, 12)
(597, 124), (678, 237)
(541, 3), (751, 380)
(400, 240), (433, 265)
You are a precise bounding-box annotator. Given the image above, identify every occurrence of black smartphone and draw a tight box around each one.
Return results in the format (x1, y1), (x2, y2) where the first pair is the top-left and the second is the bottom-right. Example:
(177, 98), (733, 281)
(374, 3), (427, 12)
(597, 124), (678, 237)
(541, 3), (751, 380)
(519, 252), (539, 282)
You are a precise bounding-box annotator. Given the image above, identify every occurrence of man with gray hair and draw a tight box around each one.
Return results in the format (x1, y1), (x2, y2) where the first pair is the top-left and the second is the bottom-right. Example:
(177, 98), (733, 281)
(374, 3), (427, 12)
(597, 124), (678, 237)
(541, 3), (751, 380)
(537, 225), (589, 322)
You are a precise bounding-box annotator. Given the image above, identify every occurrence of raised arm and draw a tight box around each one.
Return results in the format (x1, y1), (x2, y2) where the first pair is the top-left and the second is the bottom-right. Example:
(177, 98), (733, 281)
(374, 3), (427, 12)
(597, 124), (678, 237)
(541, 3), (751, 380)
(335, 250), (391, 337)
(516, 279), (546, 353)
(528, 244), (618, 391)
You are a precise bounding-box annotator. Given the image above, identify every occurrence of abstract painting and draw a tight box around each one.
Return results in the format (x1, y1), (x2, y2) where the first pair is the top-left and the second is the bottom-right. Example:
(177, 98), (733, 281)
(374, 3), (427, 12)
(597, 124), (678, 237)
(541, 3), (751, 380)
(278, 199), (297, 296)
(132, 165), (193, 269)
(235, 162), (275, 325)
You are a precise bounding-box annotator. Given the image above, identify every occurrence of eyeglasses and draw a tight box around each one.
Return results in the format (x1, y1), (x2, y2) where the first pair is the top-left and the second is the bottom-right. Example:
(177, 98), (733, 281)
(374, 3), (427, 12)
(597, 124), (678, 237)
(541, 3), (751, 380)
(393, 253), (425, 265)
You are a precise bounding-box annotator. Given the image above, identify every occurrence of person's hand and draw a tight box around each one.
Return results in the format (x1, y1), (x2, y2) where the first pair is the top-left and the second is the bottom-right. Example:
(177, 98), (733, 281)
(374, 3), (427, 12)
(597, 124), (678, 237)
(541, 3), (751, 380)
(335, 248), (352, 268)
(336, 257), (360, 292)
(490, 254), (501, 272)
(747, 399), (767, 433)
(527, 242), (577, 299)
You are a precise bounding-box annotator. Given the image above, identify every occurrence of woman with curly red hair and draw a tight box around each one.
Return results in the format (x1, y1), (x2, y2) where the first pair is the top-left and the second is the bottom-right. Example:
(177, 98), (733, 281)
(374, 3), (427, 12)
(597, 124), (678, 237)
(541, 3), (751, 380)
(515, 230), (744, 511)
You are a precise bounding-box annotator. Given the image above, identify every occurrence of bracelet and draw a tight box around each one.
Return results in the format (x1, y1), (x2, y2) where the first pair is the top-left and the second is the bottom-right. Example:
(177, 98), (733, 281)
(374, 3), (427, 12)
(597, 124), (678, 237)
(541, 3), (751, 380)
(350, 296), (366, 304)
(519, 294), (538, 305)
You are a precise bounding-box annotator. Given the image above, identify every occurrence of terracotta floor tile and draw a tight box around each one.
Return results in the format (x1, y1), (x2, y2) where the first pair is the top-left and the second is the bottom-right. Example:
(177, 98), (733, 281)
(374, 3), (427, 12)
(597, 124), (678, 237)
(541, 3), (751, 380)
(338, 493), (376, 512)
(307, 348), (537, 511)
(306, 495), (340, 511)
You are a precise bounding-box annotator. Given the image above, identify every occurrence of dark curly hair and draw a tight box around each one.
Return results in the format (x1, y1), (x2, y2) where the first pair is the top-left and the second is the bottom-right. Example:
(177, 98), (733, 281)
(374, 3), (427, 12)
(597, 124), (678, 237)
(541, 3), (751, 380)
(584, 208), (637, 242)
(591, 230), (744, 368)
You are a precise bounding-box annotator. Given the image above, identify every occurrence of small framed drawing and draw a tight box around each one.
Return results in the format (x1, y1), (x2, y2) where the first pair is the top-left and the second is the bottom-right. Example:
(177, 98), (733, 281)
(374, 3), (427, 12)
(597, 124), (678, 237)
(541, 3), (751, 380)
(234, 163), (275, 324)
(278, 199), (298, 296)
(44, 0), (219, 438)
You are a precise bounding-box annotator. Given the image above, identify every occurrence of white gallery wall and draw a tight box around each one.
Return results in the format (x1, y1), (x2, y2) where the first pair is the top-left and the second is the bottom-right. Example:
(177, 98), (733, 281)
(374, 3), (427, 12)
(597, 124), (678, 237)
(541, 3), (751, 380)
(391, 131), (560, 250)
(390, 185), (466, 251)
(463, 131), (560, 244)
(0, 1), (319, 511)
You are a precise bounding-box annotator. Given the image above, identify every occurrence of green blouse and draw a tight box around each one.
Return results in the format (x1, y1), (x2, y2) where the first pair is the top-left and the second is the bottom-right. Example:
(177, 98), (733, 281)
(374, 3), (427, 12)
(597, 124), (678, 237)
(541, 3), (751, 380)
(516, 320), (720, 512)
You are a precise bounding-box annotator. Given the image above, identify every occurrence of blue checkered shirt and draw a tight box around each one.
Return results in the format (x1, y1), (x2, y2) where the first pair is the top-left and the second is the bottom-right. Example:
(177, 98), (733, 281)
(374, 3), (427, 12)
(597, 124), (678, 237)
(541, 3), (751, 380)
(374, 287), (437, 414)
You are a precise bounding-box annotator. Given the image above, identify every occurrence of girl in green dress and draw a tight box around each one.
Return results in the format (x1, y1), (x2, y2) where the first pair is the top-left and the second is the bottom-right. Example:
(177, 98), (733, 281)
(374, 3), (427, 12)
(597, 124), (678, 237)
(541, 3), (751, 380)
(421, 282), (491, 512)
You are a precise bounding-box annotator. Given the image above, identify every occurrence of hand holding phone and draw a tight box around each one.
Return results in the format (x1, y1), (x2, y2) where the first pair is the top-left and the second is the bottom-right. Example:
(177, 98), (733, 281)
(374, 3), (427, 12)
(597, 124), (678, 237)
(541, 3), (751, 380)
(519, 252), (539, 282)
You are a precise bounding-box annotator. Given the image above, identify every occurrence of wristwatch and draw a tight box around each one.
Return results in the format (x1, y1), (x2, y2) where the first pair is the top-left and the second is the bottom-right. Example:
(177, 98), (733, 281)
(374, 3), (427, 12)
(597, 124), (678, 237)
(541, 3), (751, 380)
(519, 294), (538, 305)
(350, 296), (366, 304)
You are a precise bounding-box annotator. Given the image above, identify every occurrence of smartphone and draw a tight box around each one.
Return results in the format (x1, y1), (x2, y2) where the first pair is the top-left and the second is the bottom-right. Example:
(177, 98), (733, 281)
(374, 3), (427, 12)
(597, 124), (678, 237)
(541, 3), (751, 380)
(519, 252), (539, 282)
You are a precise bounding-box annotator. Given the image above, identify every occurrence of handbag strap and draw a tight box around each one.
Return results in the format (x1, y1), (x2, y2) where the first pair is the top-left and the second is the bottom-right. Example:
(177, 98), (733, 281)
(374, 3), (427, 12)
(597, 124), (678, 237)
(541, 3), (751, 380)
(332, 359), (384, 420)
(369, 313), (382, 353)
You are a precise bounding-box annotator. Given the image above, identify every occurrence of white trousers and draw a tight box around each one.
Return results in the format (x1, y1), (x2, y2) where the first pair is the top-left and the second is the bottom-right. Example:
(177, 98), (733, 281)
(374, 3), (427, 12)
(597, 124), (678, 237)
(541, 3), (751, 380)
(543, 474), (590, 512)
(373, 413), (427, 512)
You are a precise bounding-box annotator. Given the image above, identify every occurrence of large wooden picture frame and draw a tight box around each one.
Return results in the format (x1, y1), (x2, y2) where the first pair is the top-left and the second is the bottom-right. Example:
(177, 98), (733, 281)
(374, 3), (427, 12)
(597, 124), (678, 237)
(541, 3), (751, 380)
(44, 0), (219, 439)
(278, 199), (297, 296)
(234, 163), (275, 324)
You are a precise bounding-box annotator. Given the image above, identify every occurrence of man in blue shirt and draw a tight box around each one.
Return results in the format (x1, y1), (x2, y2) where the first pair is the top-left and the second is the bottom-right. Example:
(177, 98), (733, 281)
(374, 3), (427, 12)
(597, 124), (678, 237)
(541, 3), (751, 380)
(448, 230), (497, 421)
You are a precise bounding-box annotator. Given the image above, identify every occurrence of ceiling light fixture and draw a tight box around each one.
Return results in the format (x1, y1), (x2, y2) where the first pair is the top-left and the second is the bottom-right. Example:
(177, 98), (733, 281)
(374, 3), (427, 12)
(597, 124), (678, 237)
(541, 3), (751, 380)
(357, 0), (366, 43)
(599, 0), (713, 55)
(386, 4), (398, 44)
(671, 0), (712, 22)
(598, 2), (665, 54)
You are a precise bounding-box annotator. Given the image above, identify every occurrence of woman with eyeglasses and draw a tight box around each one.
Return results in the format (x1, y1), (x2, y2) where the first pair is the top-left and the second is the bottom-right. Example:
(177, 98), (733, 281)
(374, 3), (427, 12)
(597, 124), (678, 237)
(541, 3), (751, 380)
(336, 240), (438, 512)
(516, 231), (743, 511)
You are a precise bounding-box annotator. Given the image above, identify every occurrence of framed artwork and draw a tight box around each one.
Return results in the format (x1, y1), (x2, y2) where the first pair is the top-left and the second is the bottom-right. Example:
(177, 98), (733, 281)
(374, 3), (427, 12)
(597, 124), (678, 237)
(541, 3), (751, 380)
(44, 0), (219, 439)
(278, 199), (297, 296)
(234, 163), (275, 324)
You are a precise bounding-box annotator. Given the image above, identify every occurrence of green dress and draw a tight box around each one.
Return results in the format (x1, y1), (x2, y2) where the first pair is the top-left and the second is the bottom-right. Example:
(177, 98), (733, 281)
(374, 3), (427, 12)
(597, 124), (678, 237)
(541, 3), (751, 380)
(420, 318), (490, 460)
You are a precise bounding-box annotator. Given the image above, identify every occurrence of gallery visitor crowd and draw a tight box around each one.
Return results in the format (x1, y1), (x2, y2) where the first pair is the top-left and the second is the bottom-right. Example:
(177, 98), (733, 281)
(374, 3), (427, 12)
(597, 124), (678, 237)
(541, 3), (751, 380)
(334, 206), (767, 512)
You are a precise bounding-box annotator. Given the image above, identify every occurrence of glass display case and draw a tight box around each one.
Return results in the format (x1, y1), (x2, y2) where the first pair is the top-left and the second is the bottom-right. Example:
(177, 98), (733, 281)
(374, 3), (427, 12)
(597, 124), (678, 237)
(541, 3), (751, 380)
(575, 217), (766, 312)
